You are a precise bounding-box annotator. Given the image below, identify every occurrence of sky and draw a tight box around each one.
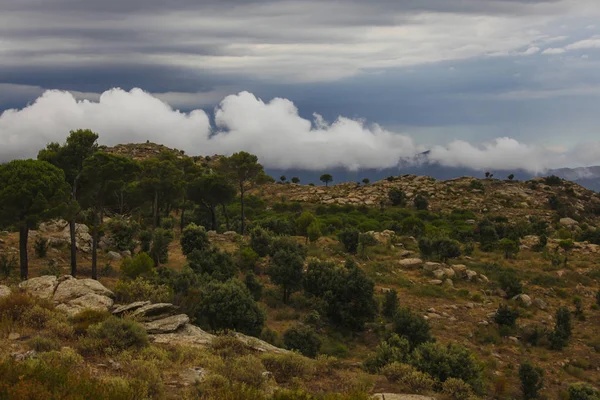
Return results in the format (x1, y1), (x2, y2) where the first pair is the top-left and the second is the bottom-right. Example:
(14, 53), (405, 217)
(1, 0), (600, 172)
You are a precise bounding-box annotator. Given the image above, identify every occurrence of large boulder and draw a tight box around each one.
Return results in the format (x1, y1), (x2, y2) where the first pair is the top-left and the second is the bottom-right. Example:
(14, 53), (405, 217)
(150, 323), (215, 347)
(559, 218), (578, 228)
(513, 293), (532, 308)
(130, 303), (178, 321)
(61, 223), (92, 253)
(112, 301), (151, 316)
(107, 251), (122, 261)
(399, 258), (423, 268)
(144, 314), (190, 334)
(19, 275), (59, 299)
(52, 277), (114, 316)
(53, 277), (114, 304)
(232, 332), (290, 354)
(0, 285), (11, 298)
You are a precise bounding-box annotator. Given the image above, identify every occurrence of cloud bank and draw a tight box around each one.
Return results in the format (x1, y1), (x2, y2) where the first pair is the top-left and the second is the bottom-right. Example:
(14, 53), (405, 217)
(1, 88), (598, 172)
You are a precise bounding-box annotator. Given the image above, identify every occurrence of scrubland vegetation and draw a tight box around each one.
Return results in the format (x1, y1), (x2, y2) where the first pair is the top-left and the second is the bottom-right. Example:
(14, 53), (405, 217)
(1, 130), (600, 399)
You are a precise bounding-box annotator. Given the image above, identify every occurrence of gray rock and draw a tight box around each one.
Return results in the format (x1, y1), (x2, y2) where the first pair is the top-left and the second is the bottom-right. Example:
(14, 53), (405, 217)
(399, 258), (423, 268)
(107, 251), (122, 261)
(10, 350), (37, 362)
(0, 285), (11, 298)
(443, 279), (454, 288)
(423, 262), (442, 272)
(180, 367), (206, 387)
(432, 269), (446, 279)
(428, 279), (443, 285)
(442, 268), (455, 278)
(150, 323), (215, 347)
(53, 278), (114, 304)
(131, 303), (178, 320)
(232, 332), (290, 354)
(533, 298), (548, 310)
(56, 293), (114, 316)
(373, 395), (436, 400)
(452, 264), (468, 274)
(465, 270), (478, 281)
(112, 301), (151, 316)
(559, 218), (578, 227)
(120, 250), (132, 258)
(19, 275), (59, 299)
(144, 314), (190, 334)
(8, 332), (20, 340)
(513, 294), (532, 308)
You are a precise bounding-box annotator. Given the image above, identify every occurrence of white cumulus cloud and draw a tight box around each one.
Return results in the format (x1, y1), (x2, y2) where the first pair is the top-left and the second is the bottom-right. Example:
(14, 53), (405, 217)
(1, 88), (599, 173)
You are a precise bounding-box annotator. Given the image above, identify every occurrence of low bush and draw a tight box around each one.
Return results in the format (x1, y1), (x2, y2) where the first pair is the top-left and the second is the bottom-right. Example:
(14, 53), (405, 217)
(260, 352), (315, 384)
(70, 309), (112, 336)
(87, 316), (149, 353)
(112, 277), (172, 304)
(567, 382), (600, 400)
(494, 304), (519, 328)
(392, 307), (433, 348)
(120, 252), (155, 279)
(27, 335), (61, 352)
(34, 237), (49, 258)
(519, 361), (544, 400)
(363, 334), (410, 373)
(442, 378), (473, 400)
(181, 223), (210, 256)
(283, 324), (322, 358)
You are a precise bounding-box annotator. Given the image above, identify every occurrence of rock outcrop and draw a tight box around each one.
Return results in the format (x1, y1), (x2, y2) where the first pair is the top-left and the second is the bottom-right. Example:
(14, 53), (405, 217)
(0, 285), (11, 298)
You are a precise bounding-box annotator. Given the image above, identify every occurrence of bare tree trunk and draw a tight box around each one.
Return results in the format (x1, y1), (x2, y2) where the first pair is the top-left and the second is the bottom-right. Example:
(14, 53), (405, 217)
(19, 225), (29, 281)
(240, 185), (246, 235)
(222, 204), (230, 231)
(153, 189), (159, 229)
(91, 210), (99, 280)
(210, 206), (217, 231)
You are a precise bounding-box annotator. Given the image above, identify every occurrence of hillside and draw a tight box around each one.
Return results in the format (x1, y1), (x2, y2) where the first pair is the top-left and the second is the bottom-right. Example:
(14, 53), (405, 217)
(1, 141), (600, 400)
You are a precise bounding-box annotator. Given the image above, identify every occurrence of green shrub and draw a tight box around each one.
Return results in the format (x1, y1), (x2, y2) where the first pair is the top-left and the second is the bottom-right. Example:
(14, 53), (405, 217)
(220, 355), (266, 388)
(0, 292), (51, 322)
(498, 268), (523, 298)
(363, 334), (410, 373)
(70, 309), (112, 335)
(112, 277), (172, 303)
(442, 378), (473, 400)
(392, 307), (433, 348)
(494, 304), (519, 328)
(413, 194), (429, 210)
(139, 230), (152, 253)
(519, 361), (544, 399)
(0, 253), (17, 277)
(283, 324), (322, 358)
(120, 252), (155, 279)
(21, 305), (55, 330)
(149, 228), (173, 266)
(181, 223), (210, 256)
(388, 188), (406, 206)
(549, 306), (572, 350)
(380, 362), (415, 382)
(567, 382), (600, 400)
(238, 246), (259, 271)
(34, 237), (49, 258)
(260, 352), (315, 384)
(210, 334), (251, 359)
(196, 278), (265, 336)
(338, 229), (360, 253)
(382, 289), (399, 319)
(27, 336), (61, 352)
(107, 218), (138, 252)
(470, 180), (484, 191)
(87, 316), (149, 353)
(245, 272), (263, 301)
(188, 246), (238, 281)
(411, 342), (483, 392)
(250, 227), (272, 257)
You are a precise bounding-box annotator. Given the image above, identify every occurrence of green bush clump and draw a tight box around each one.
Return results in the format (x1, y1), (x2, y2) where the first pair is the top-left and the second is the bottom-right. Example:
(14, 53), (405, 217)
(188, 246), (238, 281)
(442, 378), (474, 400)
(388, 188), (406, 206)
(494, 304), (519, 328)
(411, 342), (483, 392)
(107, 218), (138, 253)
(363, 334), (410, 373)
(392, 307), (433, 348)
(260, 352), (315, 384)
(519, 361), (544, 399)
(338, 229), (360, 254)
(27, 336), (61, 352)
(70, 309), (112, 336)
(181, 223), (210, 256)
(567, 382), (600, 400)
(120, 252), (155, 279)
(149, 228), (174, 266)
(250, 227), (272, 257)
(87, 316), (149, 353)
(283, 324), (322, 358)
(245, 272), (263, 301)
(498, 268), (523, 298)
(34, 237), (49, 258)
(382, 289), (399, 319)
(549, 306), (572, 350)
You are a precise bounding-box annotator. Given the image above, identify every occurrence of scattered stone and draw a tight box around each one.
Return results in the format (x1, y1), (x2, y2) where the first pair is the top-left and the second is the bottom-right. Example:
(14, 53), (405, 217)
(423, 262), (442, 272)
(442, 268), (455, 278)
(180, 367), (206, 386)
(8, 332), (20, 340)
(509, 336), (519, 344)
(478, 274), (489, 283)
(112, 301), (151, 316)
(513, 294), (532, 308)
(19, 275), (59, 299)
(432, 269), (446, 279)
(428, 279), (443, 286)
(0, 285), (11, 298)
(399, 258), (423, 268)
(108, 359), (122, 371)
(107, 251), (122, 261)
(560, 217), (578, 227)
(533, 298), (548, 310)
(131, 303), (178, 320)
(443, 279), (454, 288)
(120, 250), (132, 258)
(465, 270), (478, 281)
(372, 394), (436, 400)
(452, 264), (467, 274)
(10, 350), (37, 361)
(150, 324), (215, 347)
(144, 314), (190, 334)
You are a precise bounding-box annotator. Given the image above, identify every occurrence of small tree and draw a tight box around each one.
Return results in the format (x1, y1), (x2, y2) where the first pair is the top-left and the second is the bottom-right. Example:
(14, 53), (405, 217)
(149, 229), (174, 266)
(280, 175), (287, 183)
(494, 304), (519, 328)
(307, 220), (322, 243)
(320, 174), (333, 187)
(283, 324), (322, 358)
(249, 227), (272, 257)
(413, 194), (429, 211)
(382, 289), (399, 319)
(573, 296), (585, 321)
(121, 253), (155, 280)
(393, 307), (433, 348)
(508, 174), (515, 181)
(358, 232), (378, 257)
(362, 178), (370, 185)
(291, 177), (300, 184)
(388, 188), (406, 206)
(499, 238), (520, 259)
(0, 160), (69, 280)
(519, 361), (544, 399)
(244, 272), (263, 301)
(338, 229), (360, 253)
(180, 223), (210, 256)
(267, 237), (306, 303)
(549, 306), (572, 350)
(296, 211), (316, 245)
(498, 269), (523, 298)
